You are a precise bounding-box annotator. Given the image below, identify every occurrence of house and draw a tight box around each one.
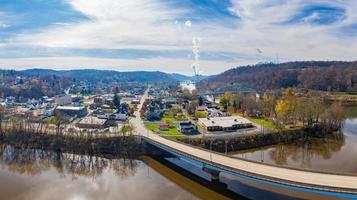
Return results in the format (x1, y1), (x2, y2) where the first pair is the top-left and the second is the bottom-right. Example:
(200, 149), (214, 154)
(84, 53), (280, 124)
(164, 98), (178, 105)
(146, 110), (164, 121)
(26, 99), (41, 110)
(44, 96), (55, 103)
(97, 113), (128, 121)
(105, 98), (114, 107)
(178, 121), (197, 134)
(4, 96), (15, 105)
(56, 95), (72, 106)
(55, 106), (88, 118)
(198, 116), (254, 132)
(159, 123), (169, 131)
(71, 95), (83, 103)
(207, 108), (226, 118)
(94, 96), (105, 106)
(196, 106), (208, 112)
(131, 99), (140, 104)
(76, 116), (108, 129)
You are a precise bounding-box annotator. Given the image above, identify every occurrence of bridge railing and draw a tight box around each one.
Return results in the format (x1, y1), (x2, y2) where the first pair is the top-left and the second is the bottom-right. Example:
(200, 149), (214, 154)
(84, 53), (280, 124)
(142, 136), (357, 194)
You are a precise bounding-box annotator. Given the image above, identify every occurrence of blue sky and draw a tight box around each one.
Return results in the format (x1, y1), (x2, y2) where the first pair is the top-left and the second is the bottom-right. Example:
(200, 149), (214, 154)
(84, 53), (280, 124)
(0, 0), (356, 75)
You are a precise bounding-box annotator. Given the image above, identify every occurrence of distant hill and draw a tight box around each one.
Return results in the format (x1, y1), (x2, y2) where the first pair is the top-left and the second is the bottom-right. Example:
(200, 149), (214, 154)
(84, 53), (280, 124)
(16, 69), (204, 83)
(198, 61), (357, 92)
(169, 73), (207, 82)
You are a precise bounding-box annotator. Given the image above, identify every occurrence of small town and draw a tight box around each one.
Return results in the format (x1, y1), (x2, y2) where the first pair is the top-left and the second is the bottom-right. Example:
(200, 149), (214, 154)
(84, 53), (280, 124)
(0, 81), (261, 140)
(0, 1), (357, 200)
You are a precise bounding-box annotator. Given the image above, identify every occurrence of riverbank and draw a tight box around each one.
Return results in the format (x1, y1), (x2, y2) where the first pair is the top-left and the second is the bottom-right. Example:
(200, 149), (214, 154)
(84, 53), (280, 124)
(231, 117), (357, 174)
(178, 126), (344, 153)
(0, 130), (143, 157)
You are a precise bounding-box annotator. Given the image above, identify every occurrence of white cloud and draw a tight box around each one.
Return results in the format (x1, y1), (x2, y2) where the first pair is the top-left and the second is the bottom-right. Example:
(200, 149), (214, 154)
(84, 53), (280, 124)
(0, 23), (9, 28)
(0, 12), (10, 29)
(184, 20), (192, 28)
(1, 0), (357, 74)
(218, 0), (357, 61)
(12, 0), (193, 50)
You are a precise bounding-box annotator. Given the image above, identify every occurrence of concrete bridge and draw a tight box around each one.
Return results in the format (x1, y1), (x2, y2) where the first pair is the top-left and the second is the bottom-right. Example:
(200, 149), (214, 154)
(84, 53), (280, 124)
(133, 90), (357, 200)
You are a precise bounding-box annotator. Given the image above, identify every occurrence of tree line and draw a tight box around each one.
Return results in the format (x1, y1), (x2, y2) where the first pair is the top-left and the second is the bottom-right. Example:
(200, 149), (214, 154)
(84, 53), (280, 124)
(219, 88), (346, 131)
(198, 61), (357, 92)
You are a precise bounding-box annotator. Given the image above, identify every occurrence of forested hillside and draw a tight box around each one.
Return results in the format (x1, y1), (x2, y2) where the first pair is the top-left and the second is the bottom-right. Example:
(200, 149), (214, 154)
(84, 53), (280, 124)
(198, 61), (357, 92)
(0, 69), (200, 99)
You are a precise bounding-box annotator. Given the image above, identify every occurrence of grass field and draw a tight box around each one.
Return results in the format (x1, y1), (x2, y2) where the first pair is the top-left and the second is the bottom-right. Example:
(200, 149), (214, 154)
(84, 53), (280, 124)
(247, 117), (279, 132)
(144, 122), (181, 135)
(83, 101), (90, 107)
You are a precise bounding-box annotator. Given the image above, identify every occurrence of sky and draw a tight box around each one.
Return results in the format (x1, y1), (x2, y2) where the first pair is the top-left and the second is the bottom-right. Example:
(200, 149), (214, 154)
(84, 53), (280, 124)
(0, 0), (356, 75)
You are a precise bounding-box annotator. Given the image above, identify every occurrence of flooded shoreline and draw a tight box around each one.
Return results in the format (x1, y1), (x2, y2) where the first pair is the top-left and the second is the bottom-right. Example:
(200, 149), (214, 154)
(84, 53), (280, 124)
(231, 117), (357, 174)
(0, 143), (246, 200)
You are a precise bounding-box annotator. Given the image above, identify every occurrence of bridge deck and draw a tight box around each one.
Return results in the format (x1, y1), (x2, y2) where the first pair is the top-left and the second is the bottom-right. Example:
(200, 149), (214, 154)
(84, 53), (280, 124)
(133, 90), (357, 194)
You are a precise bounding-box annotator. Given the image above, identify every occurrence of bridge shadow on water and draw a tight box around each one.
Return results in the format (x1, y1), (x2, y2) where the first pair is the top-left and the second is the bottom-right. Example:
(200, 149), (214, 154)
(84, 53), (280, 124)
(144, 143), (303, 200)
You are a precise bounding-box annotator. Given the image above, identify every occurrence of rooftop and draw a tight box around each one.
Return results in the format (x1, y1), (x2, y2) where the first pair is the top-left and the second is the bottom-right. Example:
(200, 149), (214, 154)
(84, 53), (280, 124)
(78, 116), (106, 125)
(198, 116), (253, 128)
(56, 106), (85, 111)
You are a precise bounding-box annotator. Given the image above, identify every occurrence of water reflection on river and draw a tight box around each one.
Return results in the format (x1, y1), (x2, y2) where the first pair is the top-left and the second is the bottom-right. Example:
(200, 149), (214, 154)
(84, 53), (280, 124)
(0, 145), (235, 200)
(232, 118), (357, 174)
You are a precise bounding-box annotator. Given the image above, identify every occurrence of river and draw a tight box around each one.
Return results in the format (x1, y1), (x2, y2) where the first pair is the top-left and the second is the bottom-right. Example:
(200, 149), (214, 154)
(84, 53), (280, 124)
(0, 144), (247, 200)
(232, 111), (357, 174)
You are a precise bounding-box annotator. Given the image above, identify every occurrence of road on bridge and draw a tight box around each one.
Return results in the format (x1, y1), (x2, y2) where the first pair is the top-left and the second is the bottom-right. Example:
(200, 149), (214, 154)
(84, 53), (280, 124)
(130, 88), (357, 194)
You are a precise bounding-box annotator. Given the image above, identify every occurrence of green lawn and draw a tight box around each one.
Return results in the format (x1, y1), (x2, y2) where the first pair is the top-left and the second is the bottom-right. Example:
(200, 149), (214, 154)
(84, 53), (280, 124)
(144, 122), (181, 135)
(83, 101), (90, 107)
(195, 111), (207, 118)
(248, 117), (279, 131)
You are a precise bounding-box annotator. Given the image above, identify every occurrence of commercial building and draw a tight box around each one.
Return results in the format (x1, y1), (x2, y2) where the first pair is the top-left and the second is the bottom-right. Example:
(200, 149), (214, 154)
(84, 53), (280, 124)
(198, 116), (254, 132)
(55, 106), (88, 118)
(76, 116), (108, 129)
